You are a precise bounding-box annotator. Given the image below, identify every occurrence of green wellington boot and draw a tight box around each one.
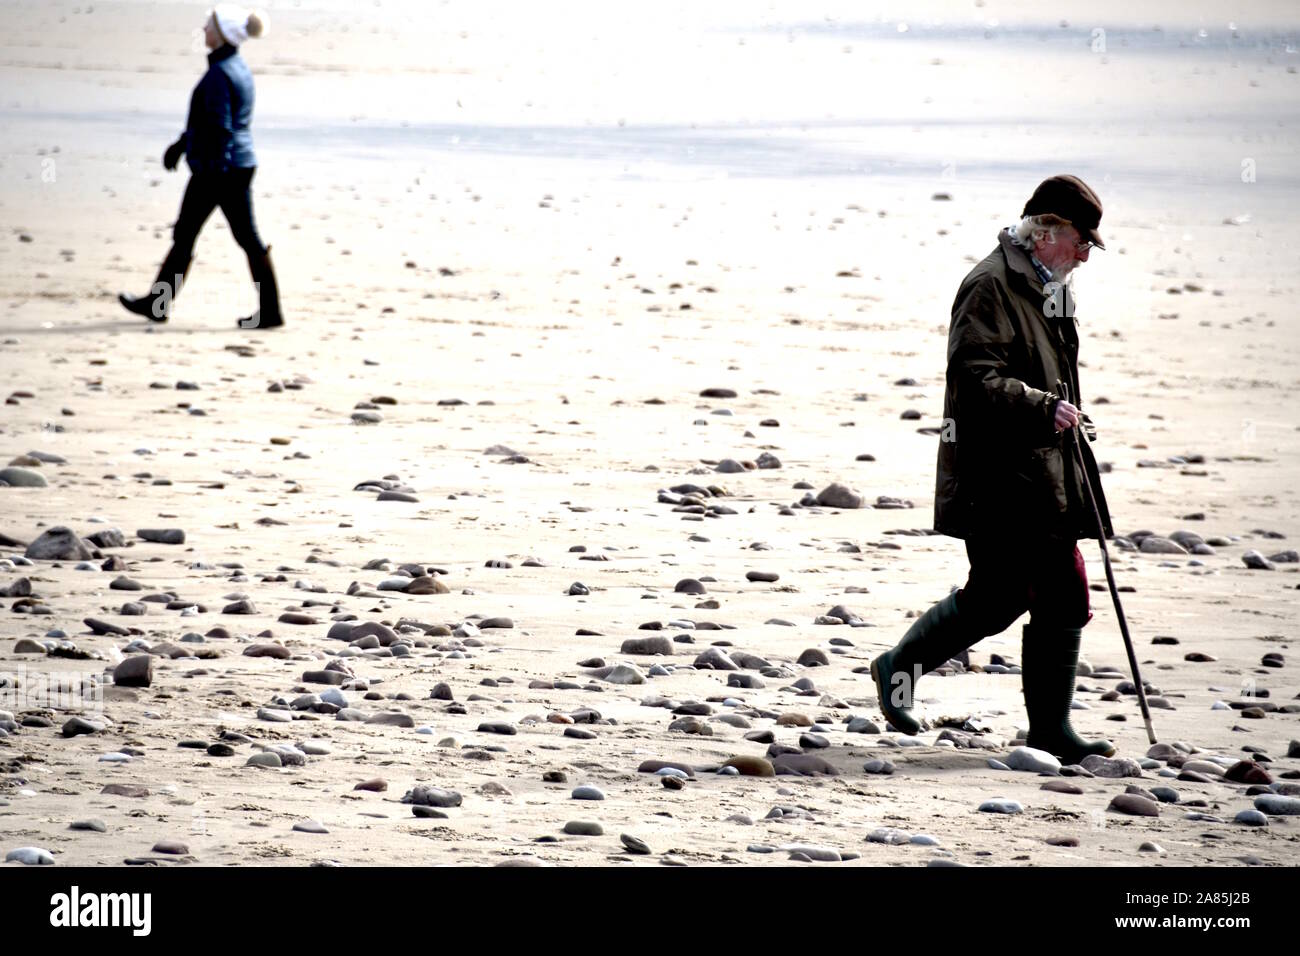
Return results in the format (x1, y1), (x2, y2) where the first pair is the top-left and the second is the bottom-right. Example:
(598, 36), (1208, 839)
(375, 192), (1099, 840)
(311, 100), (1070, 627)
(1022, 622), (1116, 763)
(870, 592), (970, 735)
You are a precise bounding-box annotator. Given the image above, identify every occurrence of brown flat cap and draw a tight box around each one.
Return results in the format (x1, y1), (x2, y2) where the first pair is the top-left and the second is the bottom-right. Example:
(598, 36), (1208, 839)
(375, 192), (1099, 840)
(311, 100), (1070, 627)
(1022, 174), (1105, 250)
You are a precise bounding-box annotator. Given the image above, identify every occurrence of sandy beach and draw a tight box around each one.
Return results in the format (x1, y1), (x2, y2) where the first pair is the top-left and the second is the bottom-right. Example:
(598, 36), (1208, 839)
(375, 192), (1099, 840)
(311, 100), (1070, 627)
(1, 0), (1299, 868)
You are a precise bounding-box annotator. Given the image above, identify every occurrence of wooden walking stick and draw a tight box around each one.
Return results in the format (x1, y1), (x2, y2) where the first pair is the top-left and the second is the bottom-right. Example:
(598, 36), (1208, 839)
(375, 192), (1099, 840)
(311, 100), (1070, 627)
(1057, 380), (1158, 745)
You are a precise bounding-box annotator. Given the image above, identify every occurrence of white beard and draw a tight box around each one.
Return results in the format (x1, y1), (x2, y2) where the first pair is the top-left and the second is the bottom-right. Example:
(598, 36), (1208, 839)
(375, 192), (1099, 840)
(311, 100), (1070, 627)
(1050, 264), (1077, 287)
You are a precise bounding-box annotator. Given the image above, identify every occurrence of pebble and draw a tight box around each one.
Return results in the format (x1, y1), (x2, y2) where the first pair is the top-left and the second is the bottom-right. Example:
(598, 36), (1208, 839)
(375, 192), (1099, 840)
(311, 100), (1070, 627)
(0, 466), (47, 488)
(1041, 780), (1083, 795)
(847, 717), (880, 734)
(1254, 794), (1300, 815)
(772, 753), (837, 776)
(638, 760), (695, 778)
(5, 847), (54, 865)
(293, 820), (329, 834)
(401, 786), (463, 808)
(621, 636), (674, 656)
(797, 648), (830, 667)
(1005, 746), (1062, 775)
(620, 834), (651, 855)
(1080, 755), (1143, 778)
(978, 799), (1023, 814)
(600, 664), (645, 685)
(571, 786), (605, 801)
(693, 647), (737, 670)
(563, 821), (603, 836)
(815, 483), (864, 509)
(1234, 809), (1269, 827)
(720, 754), (776, 778)
(1109, 794), (1160, 817)
(246, 752), (282, 768)
(137, 528), (186, 545)
(113, 655), (153, 688)
(786, 845), (843, 861)
(24, 527), (94, 561)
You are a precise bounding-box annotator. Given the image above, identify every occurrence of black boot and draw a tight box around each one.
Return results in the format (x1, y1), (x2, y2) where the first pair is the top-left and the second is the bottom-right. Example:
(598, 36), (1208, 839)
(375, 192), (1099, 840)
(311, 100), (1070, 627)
(870, 591), (970, 735)
(238, 245), (283, 329)
(119, 245), (192, 323)
(1022, 622), (1116, 763)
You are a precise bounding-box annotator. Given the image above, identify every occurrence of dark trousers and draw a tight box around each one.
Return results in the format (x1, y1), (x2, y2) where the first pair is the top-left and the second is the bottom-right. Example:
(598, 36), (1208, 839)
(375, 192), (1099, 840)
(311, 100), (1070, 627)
(955, 536), (1092, 634)
(173, 166), (264, 258)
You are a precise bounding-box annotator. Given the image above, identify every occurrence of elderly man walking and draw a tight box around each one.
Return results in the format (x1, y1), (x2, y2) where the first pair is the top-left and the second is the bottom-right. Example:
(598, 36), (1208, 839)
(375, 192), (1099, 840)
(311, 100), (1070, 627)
(871, 175), (1117, 763)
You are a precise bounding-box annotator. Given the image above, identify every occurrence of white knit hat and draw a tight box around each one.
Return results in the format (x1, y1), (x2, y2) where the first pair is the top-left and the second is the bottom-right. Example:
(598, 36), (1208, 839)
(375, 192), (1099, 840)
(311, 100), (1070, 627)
(209, 4), (268, 47)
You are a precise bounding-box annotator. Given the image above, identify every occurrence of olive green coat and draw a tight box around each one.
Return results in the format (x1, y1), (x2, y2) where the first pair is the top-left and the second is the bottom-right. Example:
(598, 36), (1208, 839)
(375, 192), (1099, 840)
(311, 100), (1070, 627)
(933, 231), (1113, 540)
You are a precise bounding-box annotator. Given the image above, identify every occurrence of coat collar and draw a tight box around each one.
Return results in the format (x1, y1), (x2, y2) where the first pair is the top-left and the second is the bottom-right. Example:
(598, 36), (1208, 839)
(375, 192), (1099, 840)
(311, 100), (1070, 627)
(207, 43), (238, 67)
(998, 229), (1046, 295)
(997, 229), (1076, 325)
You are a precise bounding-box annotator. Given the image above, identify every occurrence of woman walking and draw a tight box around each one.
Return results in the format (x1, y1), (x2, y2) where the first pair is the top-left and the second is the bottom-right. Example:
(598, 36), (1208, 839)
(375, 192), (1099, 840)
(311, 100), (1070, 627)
(119, 5), (282, 329)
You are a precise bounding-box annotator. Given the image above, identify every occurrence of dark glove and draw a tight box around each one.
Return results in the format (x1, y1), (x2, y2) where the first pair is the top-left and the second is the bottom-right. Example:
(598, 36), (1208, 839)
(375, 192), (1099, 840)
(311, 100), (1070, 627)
(1080, 411), (1097, 443)
(163, 137), (185, 171)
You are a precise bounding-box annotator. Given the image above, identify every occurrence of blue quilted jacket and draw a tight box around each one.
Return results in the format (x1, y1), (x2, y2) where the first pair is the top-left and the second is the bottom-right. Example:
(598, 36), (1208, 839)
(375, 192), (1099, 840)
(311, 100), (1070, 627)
(183, 43), (257, 173)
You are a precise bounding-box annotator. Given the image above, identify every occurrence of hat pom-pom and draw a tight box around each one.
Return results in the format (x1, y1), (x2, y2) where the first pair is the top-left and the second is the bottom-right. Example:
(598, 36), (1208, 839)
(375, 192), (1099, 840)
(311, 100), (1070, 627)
(246, 10), (268, 38)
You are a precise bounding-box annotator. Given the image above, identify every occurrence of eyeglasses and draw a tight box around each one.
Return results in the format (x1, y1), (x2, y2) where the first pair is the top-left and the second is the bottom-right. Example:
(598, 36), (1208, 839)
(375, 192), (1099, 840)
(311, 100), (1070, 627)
(1072, 239), (1095, 254)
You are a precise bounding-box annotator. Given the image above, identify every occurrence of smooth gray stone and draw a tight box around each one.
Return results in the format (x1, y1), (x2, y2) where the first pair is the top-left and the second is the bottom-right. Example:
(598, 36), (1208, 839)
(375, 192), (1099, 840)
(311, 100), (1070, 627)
(785, 845), (841, 861)
(24, 526), (93, 561)
(601, 664), (645, 685)
(5, 847), (54, 865)
(562, 820), (604, 836)
(571, 785), (605, 801)
(112, 655), (153, 688)
(693, 647), (737, 671)
(1235, 809), (1269, 827)
(246, 752), (282, 768)
(621, 636), (674, 656)
(137, 528), (185, 545)
(61, 716), (104, 737)
(366, 711), (414, 728)
(401, 785), (462, 808)
(978, 799), (1023, 814)
(1005, 746), (1062, 774)
(1254, 794), (1300, 816)
(620, 833), (651, 855)
(0, 467), (47, 488)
